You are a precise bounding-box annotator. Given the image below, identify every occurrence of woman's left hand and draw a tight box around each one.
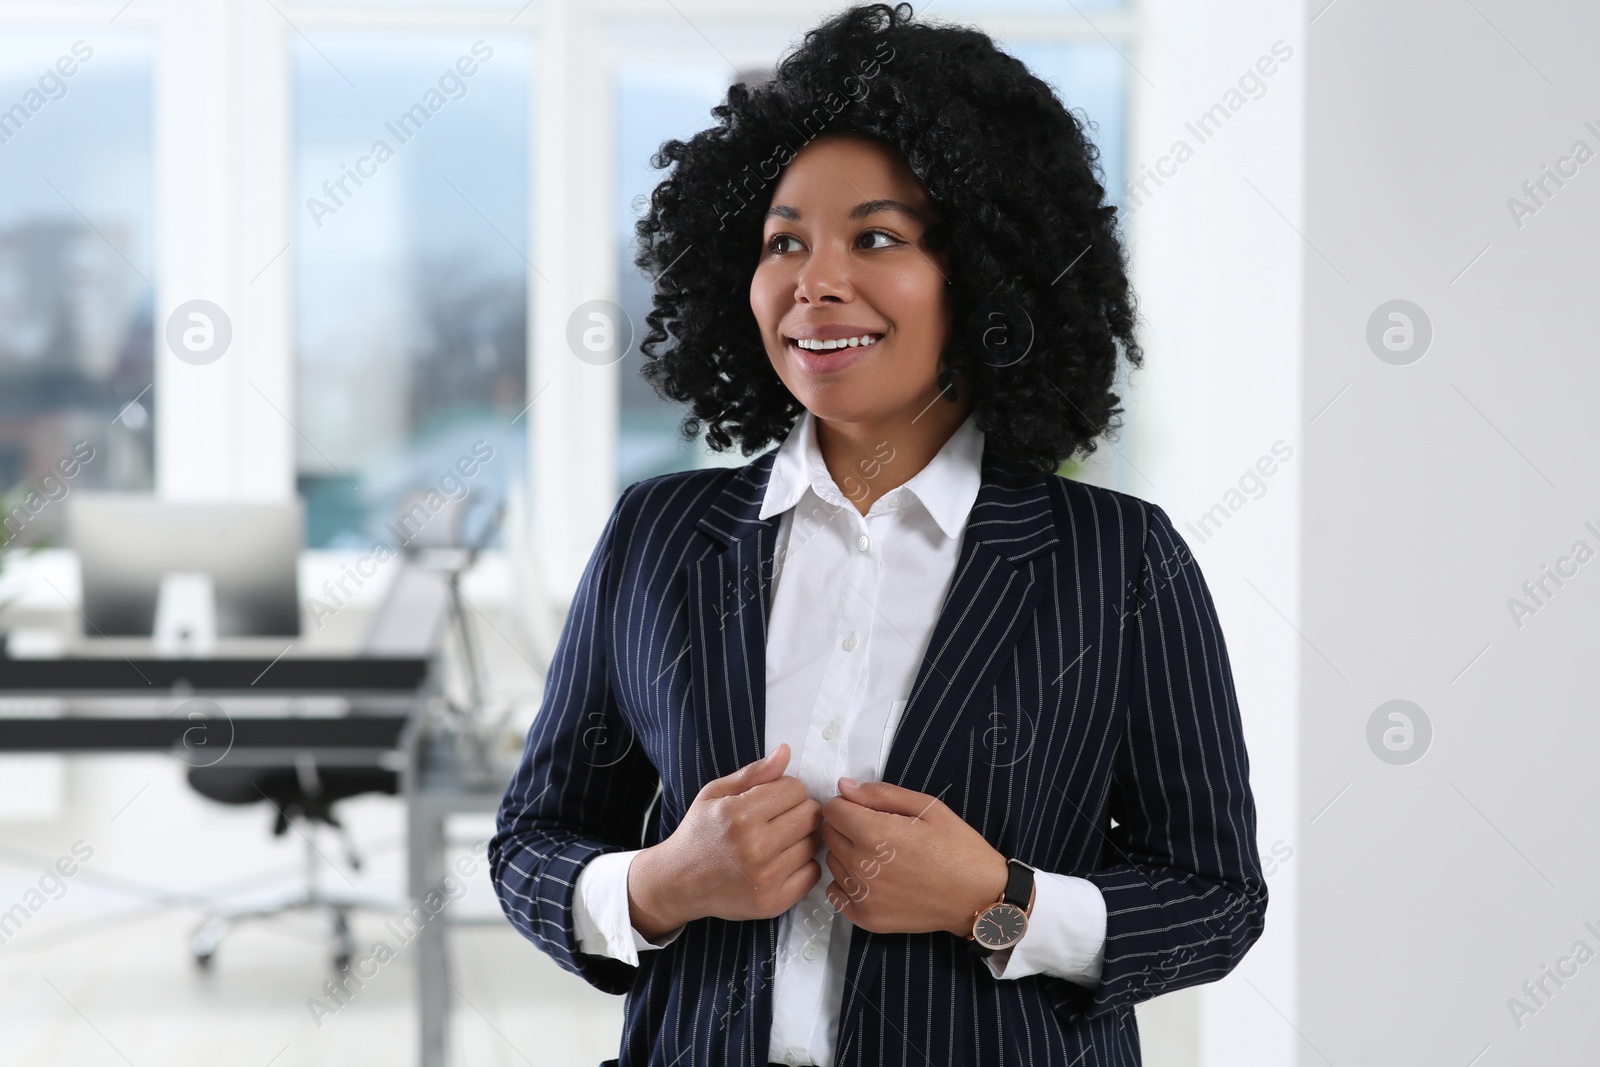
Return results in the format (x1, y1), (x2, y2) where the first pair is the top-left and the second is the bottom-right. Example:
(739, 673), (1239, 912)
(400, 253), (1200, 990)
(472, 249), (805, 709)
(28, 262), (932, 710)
(821, 777), (1009, 938)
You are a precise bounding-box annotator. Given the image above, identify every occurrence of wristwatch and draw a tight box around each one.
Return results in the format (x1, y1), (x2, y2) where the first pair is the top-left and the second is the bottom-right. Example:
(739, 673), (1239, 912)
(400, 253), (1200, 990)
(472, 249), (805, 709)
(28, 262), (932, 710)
(965, 858), (1035, 957)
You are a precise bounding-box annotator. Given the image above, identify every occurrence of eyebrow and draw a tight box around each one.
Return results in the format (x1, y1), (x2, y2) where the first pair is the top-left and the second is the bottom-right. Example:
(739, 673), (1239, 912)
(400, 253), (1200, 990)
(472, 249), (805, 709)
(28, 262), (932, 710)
(763, 199), (928, 223)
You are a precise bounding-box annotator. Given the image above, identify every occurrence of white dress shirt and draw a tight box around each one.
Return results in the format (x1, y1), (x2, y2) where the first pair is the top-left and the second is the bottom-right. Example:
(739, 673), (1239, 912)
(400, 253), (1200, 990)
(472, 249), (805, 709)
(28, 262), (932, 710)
(571, 408), (1108, 1066)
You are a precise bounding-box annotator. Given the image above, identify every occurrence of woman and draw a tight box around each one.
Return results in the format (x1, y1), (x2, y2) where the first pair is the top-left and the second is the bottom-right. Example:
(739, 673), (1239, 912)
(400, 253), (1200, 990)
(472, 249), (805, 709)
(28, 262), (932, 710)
(489, 5), (1267, 1066)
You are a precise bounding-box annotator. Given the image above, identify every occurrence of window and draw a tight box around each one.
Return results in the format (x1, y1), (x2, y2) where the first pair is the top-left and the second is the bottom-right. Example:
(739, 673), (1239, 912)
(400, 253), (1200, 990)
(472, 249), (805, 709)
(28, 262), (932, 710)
(291, 33), (530, 549)
(0, 31), (154, 546)
(614, 62), (732, 488)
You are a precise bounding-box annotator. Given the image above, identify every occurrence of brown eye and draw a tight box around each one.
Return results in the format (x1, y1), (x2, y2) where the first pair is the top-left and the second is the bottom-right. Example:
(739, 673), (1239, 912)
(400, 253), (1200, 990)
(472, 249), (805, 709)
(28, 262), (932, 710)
(858, 229), (901, 249)
(767, 233), (802, 254)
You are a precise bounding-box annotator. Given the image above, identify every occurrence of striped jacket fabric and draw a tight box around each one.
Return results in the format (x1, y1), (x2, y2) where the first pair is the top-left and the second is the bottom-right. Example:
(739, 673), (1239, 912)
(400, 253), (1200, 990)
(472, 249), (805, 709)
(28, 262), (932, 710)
(489, 444), (1268, 1066)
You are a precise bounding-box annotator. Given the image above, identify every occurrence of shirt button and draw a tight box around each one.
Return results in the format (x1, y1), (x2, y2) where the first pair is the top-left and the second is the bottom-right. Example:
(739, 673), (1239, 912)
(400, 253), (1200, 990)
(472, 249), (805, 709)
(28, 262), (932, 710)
(842, 632), (857, 652)
(857, 534), (870, 551)
(822, 721), (839, 740)
(803, 944), (820, 961)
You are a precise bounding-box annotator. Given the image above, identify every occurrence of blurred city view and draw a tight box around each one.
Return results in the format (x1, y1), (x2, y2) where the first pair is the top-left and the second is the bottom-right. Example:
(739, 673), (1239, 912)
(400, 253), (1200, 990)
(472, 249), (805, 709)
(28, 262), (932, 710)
(0, 35), (154, 545)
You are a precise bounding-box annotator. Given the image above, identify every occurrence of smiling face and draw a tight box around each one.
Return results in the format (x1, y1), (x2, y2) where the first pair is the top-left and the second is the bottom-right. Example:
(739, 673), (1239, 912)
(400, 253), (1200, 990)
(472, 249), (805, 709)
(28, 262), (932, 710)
(750, 132), (955, 428)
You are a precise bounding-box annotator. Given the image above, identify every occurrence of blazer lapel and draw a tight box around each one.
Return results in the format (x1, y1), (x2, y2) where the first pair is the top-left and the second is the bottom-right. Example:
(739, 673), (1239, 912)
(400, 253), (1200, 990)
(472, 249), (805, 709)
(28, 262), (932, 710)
(880, 454), (1060, 793)
(687, 448), (783, 789)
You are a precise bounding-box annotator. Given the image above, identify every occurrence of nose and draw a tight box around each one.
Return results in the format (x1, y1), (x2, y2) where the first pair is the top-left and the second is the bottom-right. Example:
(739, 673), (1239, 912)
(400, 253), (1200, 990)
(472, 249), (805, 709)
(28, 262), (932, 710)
(794, 241), (853, 305)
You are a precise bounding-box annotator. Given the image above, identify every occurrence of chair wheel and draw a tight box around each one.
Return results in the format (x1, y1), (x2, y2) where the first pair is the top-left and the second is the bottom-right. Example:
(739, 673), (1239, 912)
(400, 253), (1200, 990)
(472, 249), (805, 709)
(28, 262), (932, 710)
(195, 951), (214, 972)
(334, 952), (351, 972)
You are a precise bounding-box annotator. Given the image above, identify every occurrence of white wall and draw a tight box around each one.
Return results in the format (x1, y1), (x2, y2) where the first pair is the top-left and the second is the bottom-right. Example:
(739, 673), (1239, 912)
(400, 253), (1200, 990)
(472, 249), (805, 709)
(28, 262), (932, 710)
(1300, 0), (1600, 1062)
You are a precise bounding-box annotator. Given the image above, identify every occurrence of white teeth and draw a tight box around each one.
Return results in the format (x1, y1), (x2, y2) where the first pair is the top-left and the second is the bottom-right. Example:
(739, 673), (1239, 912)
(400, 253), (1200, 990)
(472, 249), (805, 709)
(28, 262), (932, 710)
(793, 334), (881, 350)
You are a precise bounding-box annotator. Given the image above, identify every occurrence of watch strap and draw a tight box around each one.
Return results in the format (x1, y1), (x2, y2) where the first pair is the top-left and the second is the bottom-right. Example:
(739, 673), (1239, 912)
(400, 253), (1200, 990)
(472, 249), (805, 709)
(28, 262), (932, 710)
(1002, 858), (1033, 910)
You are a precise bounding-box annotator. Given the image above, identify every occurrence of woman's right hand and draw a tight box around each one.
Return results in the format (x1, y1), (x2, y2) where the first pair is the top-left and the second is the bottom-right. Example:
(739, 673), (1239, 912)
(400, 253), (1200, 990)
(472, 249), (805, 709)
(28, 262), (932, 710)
(628, 742), (824, 940)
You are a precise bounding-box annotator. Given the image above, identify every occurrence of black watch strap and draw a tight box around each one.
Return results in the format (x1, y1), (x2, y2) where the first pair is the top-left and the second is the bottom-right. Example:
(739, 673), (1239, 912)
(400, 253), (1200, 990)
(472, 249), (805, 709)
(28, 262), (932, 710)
(1002, 858), (1034, 910)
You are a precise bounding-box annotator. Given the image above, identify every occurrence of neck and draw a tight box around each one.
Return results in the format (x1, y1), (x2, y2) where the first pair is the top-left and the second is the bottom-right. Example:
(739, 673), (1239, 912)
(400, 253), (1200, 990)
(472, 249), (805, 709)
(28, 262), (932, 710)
(814, 396), (972, 516)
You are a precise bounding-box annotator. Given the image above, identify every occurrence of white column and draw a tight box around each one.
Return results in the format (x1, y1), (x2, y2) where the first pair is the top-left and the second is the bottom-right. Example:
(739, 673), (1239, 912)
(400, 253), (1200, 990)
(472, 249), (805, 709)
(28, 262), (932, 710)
(530, 0), (621, 598)
(154, 0), (293, 501)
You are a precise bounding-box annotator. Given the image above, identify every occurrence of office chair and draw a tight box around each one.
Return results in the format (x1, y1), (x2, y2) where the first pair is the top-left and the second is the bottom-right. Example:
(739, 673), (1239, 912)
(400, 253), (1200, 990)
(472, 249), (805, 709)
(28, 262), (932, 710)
(187, 560), (454, 971)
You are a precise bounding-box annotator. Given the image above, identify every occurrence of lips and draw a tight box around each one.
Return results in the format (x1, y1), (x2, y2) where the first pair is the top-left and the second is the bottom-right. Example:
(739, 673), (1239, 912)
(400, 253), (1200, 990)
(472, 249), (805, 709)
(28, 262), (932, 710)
(785, 333), (879, 376)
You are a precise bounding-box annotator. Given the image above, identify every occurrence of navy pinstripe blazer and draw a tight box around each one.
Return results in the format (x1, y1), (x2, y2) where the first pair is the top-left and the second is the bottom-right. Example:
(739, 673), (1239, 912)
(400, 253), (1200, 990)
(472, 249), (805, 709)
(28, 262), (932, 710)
(490, 443), (1267, 1067)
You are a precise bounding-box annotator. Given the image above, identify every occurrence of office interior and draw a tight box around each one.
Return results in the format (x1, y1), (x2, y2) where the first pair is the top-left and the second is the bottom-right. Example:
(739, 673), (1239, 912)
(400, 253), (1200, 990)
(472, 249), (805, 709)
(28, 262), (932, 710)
(2, 0), (1596, 1065)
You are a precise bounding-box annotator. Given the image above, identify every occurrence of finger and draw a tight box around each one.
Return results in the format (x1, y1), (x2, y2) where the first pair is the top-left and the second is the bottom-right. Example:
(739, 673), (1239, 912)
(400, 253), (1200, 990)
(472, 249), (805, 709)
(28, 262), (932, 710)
(768, 797), (825, 846)
(824, 848), (846, 886)
(771, 833), (822, 879)
(820, 820), (853, 854)
(825, 884), (853, 917)
(778, 857), (822, 904)
(700, 742), (789, 800)
(837, 777), (941, 819)
(739, 775), (812, 819)
(821, 794), (868, 839)
(825, 849), (867, 901)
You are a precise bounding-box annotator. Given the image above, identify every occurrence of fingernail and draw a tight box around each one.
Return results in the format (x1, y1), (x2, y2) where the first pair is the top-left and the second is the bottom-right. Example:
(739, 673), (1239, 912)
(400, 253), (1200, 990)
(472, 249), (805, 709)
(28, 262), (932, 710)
(839, 776), (859, 790)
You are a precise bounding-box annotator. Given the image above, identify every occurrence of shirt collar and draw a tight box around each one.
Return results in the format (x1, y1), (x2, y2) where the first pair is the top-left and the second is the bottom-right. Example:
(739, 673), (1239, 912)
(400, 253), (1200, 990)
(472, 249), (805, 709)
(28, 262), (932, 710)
(758, 407), (985, 540)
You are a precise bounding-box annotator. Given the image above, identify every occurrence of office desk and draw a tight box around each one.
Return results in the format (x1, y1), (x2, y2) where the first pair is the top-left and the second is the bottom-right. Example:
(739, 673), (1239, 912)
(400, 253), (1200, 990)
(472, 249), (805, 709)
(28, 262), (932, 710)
(0, 652), (500, 1067)
(0, 654), (430, 695)
(0, 655), (428, 767)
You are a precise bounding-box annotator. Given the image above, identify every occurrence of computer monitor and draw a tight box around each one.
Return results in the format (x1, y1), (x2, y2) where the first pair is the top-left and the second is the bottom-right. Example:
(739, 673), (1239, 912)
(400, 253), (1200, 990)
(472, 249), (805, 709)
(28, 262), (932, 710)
(68, 495), (302, 637)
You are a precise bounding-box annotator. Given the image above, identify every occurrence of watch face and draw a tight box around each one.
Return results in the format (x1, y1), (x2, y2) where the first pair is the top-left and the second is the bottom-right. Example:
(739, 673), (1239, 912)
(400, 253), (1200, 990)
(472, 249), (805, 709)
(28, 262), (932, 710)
(973, 902), (1028, 950)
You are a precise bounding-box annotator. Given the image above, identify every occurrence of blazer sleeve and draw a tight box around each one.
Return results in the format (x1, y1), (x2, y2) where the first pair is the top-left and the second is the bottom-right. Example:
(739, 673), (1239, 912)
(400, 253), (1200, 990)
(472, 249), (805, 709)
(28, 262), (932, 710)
(488, 484), (662, 995)
(1067, 501), (1268, 1017)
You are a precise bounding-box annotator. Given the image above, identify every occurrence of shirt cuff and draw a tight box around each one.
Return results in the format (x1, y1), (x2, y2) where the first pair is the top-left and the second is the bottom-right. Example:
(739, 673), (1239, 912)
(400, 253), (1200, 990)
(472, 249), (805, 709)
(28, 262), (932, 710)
(572, 849), (686, 966)
(982, 871), (1107, 987)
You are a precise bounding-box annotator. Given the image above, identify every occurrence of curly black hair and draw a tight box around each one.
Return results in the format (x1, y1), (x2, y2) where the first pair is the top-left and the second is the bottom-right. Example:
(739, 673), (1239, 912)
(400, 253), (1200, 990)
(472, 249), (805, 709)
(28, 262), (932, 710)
(634, 2), (1142, 474)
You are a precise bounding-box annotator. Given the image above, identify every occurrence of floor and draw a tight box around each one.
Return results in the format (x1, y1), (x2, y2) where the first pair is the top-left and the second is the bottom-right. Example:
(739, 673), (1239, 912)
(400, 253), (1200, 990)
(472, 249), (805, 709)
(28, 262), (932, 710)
(0, 751), (626, 1067)
(0, 903), (625, 1067)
